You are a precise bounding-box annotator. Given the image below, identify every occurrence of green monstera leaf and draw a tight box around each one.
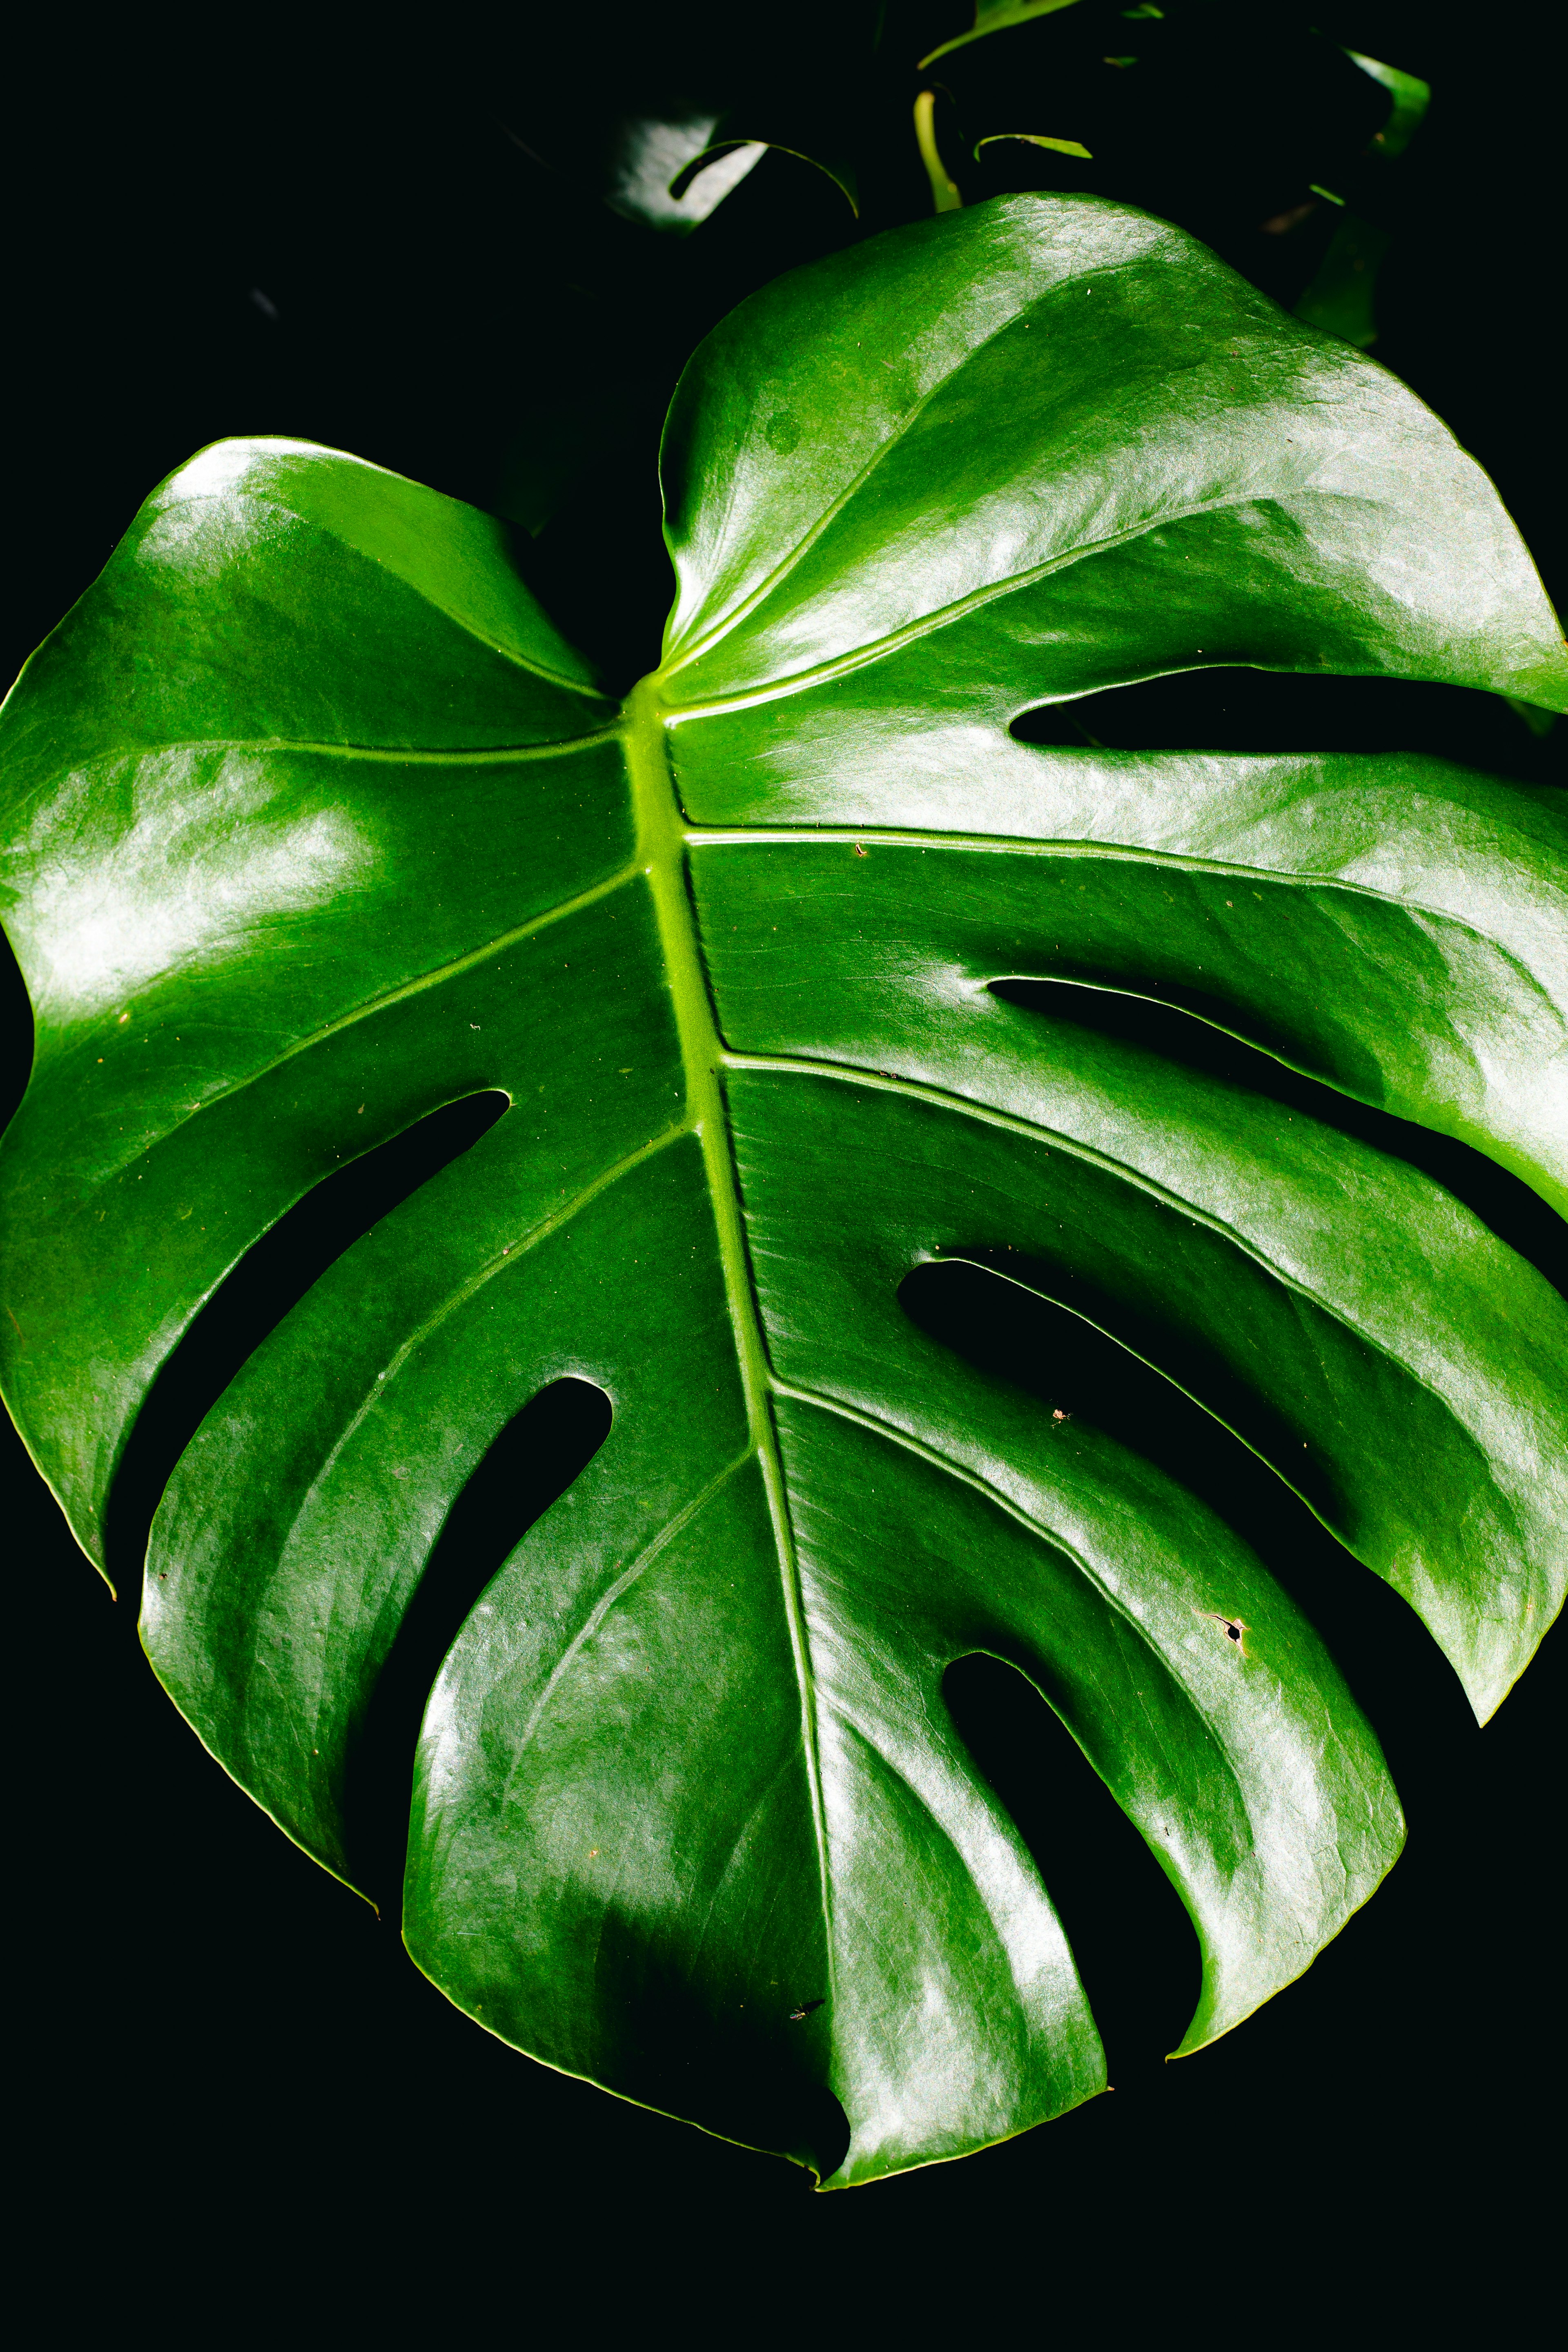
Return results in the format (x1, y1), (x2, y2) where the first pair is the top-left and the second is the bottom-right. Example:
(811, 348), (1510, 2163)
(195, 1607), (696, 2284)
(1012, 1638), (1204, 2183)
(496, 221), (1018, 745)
(2, 194), (1565, 2188)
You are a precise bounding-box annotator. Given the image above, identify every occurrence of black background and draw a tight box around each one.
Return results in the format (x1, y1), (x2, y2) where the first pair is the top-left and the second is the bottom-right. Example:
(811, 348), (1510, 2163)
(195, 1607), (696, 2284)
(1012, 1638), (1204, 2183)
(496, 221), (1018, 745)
(4, 1), (1560, 2324)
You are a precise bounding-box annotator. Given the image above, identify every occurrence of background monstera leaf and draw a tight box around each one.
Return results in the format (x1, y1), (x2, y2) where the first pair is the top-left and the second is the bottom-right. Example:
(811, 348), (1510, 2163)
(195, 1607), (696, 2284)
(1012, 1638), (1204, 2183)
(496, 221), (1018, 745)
(2, 194), (1564, 2189)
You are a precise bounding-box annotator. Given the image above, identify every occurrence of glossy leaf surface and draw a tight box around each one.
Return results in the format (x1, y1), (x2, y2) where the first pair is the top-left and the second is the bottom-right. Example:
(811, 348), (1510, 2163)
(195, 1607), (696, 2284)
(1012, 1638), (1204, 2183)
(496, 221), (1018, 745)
(2, 195), (1565, 2187)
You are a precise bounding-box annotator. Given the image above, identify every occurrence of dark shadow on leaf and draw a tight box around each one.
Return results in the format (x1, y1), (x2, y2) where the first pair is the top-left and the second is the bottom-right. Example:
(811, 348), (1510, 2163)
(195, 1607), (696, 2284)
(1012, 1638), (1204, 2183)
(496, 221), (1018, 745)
(989, 978), (1566, 1296)
(559, 1920), (852, 2186)
(943, 1650), (1200, 2076)
(107, 1091), (511, 1590)
(343, 1376), (612, 1907)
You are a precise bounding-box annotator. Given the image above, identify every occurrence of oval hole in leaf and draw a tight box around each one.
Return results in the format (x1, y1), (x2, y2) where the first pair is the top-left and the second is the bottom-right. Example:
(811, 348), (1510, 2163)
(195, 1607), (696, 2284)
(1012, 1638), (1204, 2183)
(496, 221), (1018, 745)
(986, 978), (1566, 1294)
(1010, 669), (1558, 779)
(943, 1651), (1200, 2075)
(107, 1091), (511, 1585)
(344, 1375), (613, 1904)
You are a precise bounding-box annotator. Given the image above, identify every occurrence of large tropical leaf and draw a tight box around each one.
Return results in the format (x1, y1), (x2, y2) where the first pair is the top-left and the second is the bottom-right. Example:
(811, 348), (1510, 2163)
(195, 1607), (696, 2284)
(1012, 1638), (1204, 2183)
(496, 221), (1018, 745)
(2, 194), (1564, 2188)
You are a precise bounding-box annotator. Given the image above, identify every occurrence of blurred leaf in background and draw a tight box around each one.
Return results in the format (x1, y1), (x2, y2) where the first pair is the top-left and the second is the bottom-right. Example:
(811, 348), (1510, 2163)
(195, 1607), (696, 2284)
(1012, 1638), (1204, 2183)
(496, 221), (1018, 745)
(1292, 47), (1430, 346)
(920, 0), (1088, 69)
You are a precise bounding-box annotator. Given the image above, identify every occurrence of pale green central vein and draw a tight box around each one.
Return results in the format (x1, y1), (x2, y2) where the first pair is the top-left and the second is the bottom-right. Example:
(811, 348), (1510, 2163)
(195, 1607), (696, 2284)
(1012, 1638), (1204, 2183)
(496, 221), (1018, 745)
(621, 679), (836, 1980)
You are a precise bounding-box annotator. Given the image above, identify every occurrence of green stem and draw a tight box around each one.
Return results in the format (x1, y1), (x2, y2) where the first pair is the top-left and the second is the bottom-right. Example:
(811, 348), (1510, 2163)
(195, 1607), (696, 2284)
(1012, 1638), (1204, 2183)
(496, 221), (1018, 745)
(914, 91), (964, 213)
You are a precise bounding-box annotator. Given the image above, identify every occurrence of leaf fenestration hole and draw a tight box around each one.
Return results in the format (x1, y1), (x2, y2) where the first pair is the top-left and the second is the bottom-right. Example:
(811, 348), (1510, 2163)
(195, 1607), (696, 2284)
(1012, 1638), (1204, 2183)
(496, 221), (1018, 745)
(1008, 667), (1559, 781)
(943, 1652), (1200, 2076)
(107, 1090), (511, 1587)
(344, 1374), (612, 1905)
(903, 1255), (1471, 1797)
(903, 1232), (1344, 1521)
(986, 978), (1565, 1296)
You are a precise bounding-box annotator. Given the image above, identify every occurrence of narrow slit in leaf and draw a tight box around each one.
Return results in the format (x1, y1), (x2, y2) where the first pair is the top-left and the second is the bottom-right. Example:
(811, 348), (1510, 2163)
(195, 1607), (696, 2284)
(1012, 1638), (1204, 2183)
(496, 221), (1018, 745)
(1009, 668), (1558, 778)
(987, 978), (1565, 1294)
(108, 1090), (511, 1585)
(902, 1258), (1468, 1753)
(343, 1375), (613, 1904)
(943, 1650), (1200, 2074)
(902, 1255), (1344, 1548)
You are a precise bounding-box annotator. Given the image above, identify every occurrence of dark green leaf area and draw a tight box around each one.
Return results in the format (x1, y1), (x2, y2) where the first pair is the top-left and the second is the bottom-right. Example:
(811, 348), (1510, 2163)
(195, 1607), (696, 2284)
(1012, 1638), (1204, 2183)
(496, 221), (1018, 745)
(385, 1140), (843, 2177)
(766, 1381), (1395, 2168)
(659, 202), (1567, 717)
(5, 880), (680, 1564)
(690, 809), (1567, 1213)
(148, 1139), (747, 1885)
(1, 445), (610, 801)
(408, 1441), (842, 2180)
(105, 1089), (511, 1592)
(728, 1069), (1566, 1722)
(4, 733), (633, 1098)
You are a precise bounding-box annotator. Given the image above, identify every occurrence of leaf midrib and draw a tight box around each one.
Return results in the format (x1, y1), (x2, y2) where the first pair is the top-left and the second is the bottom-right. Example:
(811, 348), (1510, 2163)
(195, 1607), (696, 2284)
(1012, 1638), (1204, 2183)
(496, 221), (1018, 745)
(623, 679), (839, 2010)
